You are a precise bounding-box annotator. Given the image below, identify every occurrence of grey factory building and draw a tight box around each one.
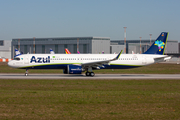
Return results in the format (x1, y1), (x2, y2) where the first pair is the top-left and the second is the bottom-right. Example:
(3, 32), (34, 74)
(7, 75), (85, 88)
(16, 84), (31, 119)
(111, 40), (179, 54)
(10, 37), (179, 58)
(0, 40), (11, 58)
(11, 37), (110, 58)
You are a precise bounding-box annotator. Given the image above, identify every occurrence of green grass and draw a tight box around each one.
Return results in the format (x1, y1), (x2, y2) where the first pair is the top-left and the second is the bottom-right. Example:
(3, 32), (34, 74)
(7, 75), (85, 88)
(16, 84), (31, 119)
(0, 79), (180, 120)
(1, 62), (180, 74)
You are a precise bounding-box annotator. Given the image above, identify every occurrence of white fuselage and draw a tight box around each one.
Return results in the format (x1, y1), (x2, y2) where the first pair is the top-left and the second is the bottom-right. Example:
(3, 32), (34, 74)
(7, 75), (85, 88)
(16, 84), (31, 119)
(8, 53), (168, 69)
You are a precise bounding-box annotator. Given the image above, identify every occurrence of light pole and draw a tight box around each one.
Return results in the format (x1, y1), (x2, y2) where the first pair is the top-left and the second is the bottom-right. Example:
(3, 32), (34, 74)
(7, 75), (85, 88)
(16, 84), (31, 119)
(149, 34), (152, 46)
(33, 37), (35, 54)
(140, 37), (142, 54)
(18, 39), (20, 51)
(123, 27), (127, 54)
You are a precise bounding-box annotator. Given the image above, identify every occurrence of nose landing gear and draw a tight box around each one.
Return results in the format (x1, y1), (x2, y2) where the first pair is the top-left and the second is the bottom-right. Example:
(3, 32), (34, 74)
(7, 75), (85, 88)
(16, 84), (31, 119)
(25, 69), (28, 76)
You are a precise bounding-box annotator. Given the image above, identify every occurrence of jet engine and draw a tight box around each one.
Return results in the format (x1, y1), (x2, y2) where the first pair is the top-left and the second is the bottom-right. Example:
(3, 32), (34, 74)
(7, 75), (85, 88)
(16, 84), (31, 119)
(63, 65), (83, 74)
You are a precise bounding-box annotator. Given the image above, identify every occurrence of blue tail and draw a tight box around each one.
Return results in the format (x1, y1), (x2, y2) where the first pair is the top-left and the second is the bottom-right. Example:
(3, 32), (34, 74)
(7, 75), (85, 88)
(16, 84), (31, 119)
(50, 48), (55, 54)
(143, 32), (168, 55)
(14, 48), (22, 57)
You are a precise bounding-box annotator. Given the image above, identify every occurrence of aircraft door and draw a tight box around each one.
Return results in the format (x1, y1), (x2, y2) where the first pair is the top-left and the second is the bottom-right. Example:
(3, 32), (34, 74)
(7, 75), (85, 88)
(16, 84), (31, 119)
(24, 55), (29, 64)
(142, 56), (147, 65)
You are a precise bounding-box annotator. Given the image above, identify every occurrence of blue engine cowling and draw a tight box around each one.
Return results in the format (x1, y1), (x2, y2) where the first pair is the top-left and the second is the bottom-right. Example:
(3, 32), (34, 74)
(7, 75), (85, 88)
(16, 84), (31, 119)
(63, 65), (83, 74)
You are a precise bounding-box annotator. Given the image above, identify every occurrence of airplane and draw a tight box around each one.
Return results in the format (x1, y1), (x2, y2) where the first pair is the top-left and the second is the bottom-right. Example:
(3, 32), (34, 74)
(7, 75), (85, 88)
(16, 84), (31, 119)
(65, 48), (71, 54)
(50, 48), (55, 54)
(8, 32), (171, 77)
(14, 48), (22, 57)
(65, 48), (80, 54)
(50, 48), (79, 54)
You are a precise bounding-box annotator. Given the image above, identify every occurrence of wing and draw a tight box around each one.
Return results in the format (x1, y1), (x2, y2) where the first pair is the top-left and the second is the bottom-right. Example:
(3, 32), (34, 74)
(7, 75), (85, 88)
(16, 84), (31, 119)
(81, 50), (123, 69)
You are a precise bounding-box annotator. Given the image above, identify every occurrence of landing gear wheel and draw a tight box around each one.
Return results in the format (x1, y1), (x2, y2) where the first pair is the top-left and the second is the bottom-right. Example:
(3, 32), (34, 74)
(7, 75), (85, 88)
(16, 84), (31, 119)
(90, 72), (95, 77)
(25, 69), (28, 76)
(85, 72), (95, 77)
(86, 72), (90, 76)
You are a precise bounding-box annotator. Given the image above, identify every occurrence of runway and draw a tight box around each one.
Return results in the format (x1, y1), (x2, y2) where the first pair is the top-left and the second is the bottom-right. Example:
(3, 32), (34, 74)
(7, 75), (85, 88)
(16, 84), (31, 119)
(0, 73), (180, 79)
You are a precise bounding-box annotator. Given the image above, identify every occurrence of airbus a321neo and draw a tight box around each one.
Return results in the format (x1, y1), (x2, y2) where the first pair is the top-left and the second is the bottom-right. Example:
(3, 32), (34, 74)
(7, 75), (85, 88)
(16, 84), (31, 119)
(8, 32), (171, 77)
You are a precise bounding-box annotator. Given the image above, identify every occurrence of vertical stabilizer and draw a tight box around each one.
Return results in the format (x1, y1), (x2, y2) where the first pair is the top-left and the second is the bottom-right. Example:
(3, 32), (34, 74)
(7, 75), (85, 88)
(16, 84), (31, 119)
(65, 48), (71, 54)
(15, 48), (22, 57)
(50, 49), (55, 54)
(143, 32), (168, 55)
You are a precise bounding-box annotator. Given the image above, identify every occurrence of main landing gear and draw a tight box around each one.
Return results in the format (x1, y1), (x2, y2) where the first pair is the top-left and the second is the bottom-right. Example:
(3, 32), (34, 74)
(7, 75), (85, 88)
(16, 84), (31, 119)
(85, 72), (95, 77)
(85, 67), (95, 77)
(25, 69), (28, 76)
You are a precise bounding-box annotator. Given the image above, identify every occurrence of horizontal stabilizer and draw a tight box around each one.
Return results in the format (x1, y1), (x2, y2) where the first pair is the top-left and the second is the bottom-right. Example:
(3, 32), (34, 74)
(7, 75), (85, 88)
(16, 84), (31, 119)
(154, 56), (171, 63)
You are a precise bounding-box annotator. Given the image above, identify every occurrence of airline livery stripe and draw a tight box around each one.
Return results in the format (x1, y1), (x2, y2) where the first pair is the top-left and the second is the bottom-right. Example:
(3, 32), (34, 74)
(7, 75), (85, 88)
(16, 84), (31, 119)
(18, 63), (142, 69)
(18, 63), (82, 68)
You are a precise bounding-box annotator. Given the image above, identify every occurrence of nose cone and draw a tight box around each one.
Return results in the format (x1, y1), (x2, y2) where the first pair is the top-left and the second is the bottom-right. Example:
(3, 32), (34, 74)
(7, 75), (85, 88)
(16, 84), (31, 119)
(8, 61), (11, 67)
(8, 61), (14, 68)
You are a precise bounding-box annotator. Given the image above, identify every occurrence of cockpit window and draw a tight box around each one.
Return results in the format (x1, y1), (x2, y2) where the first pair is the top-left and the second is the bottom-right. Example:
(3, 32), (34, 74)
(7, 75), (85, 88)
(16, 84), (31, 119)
(14, 57), (20, 60)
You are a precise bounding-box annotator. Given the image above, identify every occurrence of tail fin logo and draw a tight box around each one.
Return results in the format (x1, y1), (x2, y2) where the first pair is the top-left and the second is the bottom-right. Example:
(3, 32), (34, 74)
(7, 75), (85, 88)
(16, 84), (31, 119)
(154, 40), (165, 51)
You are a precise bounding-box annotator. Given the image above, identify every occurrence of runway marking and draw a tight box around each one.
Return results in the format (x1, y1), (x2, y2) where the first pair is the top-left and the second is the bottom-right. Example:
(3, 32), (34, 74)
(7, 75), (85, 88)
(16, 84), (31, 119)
(0, 74), (180, 79)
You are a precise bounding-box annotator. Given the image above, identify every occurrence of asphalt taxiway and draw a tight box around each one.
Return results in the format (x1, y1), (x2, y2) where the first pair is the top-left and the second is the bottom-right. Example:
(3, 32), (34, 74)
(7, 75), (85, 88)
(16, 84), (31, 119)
(0, 73), (180, 79)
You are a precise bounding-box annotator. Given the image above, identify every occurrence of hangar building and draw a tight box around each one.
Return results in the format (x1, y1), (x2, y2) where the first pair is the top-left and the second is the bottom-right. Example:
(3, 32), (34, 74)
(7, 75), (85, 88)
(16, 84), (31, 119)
(11, 37), (179, 58)
(0, 40), (11, 58)
(110, 40), (179, 54)
(11, 37), (110, 58)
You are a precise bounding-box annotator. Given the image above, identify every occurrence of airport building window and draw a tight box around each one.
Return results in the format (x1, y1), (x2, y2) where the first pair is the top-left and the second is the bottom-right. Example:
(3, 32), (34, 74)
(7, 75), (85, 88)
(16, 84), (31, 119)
(0, 41), (4, 46)
(73, 44), (77, 53)
(83, 44), (87, 53)
(42, 45), (45, 53)
(35, 45), (37, 53)
(64, 44), (68, 49)
(55, 45), (58, 53)
(24, 45), (27, 54)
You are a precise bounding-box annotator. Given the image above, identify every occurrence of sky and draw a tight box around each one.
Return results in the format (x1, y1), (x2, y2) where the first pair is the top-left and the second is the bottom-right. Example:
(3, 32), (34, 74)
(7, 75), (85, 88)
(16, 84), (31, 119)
(0, 0), (180, 41)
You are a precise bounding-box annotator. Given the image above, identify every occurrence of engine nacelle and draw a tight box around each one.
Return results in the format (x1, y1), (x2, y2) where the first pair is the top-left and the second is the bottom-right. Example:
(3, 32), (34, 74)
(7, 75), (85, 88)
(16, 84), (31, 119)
(63, 65), (83, 74)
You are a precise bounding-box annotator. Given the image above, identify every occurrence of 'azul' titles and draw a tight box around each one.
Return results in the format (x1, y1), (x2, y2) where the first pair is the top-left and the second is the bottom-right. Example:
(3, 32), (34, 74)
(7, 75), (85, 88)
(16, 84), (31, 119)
(30, 56), (50, 63)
